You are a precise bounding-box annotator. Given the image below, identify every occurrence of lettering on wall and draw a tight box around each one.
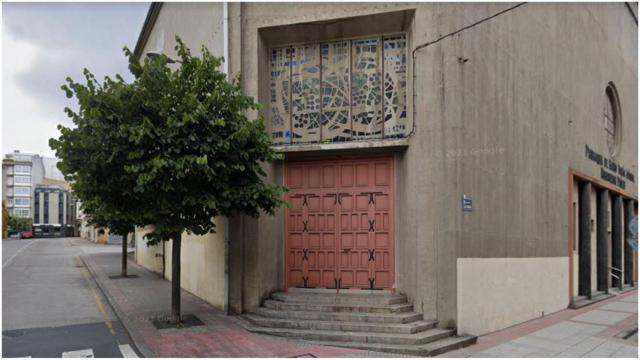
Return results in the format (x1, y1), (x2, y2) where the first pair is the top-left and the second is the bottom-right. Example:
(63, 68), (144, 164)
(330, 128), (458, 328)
(585, 145), (635, 189)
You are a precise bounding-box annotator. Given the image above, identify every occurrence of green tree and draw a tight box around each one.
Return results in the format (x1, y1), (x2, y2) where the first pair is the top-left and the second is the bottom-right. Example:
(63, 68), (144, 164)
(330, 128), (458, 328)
(2, 201), (9, 238)
(53, 37), (286, 324)
(8, 216), (31, 233)
(50, 66), (147, 277)
(122, 38), (287, 323)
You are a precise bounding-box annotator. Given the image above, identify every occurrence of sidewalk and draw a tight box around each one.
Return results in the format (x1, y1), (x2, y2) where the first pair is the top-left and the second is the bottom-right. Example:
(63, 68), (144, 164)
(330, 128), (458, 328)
(79, 238), (637, 358)
(78, 241), (376, 358)
(444, 290), (638, 358)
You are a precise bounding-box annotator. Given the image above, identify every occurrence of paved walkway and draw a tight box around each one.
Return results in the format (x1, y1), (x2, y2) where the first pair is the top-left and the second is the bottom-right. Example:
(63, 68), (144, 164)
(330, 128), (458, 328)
(80, 239), (637, 358)
(78, 239), (376, 358)
(445, 290), (638, 358)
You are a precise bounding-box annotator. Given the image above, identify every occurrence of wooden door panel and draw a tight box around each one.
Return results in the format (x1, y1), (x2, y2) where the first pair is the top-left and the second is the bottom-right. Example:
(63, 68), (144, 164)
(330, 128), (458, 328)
(285, 157), (394, 290)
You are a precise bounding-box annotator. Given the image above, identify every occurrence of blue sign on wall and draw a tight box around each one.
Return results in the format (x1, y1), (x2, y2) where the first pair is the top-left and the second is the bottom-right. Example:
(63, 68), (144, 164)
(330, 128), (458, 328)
(462, 195), (472, 212)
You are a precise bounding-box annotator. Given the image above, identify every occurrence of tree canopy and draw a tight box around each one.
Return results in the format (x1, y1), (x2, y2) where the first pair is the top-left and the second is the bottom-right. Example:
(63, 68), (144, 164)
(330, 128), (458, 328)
(50, 36), (286, 322)
(120, 38), (286, 245)
(50, 64), (148, 237)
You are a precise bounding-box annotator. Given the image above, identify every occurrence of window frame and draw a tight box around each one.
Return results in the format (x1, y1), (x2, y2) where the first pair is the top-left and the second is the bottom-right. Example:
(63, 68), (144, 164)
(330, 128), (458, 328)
(604, 83), (622, 157)
(269, 32), (408, 145)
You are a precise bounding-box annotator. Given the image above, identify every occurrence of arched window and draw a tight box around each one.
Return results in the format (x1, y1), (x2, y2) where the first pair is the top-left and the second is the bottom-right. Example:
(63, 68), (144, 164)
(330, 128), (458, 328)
(604, 83), (621, 157)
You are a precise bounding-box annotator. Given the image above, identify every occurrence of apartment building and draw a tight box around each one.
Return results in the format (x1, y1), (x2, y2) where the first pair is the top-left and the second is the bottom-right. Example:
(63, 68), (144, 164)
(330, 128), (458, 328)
(2, 150), (45, 219)
(32, 185), (75, 237)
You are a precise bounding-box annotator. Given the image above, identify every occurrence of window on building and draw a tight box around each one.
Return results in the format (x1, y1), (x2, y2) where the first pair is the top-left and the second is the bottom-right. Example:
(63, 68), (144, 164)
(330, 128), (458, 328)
(270, 34), (408, 144)
(14, 176), (31, 184)
(14, 186), (31, 195)
(604, 83), (621, 156)
(13, 208), (30, 218)
(14, 165), (31, 174)
(7, 198), (13, 206)
(14, 198), (30, 207)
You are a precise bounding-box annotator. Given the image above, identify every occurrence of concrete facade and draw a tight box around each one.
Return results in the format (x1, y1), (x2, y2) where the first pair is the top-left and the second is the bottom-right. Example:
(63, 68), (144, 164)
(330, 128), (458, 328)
(2, 151), (45, 219)
(133, 2), (638, 336)
(134, 220), (226, 310)
(33, 185), (75, 237)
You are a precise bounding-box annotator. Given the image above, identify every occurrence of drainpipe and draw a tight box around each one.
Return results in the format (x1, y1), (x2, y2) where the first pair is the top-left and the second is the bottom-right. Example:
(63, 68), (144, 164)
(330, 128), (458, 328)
(222, 0), (231, 315)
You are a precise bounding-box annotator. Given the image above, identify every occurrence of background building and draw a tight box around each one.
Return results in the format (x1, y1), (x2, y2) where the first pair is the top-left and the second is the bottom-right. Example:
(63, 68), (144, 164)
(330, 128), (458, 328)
(132, 1), (638, 353)
(2, 150), (45, 219)
(32, 185), (75, 237)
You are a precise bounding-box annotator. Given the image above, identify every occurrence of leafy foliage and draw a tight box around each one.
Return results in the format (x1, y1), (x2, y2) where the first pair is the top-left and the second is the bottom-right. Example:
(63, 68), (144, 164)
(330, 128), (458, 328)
(2, 201), (8, 238)
(8, 216), (31, 232)
(121, 37), (287, 244)
(51, 36), (286, 246)
(50, 62), (148, 236)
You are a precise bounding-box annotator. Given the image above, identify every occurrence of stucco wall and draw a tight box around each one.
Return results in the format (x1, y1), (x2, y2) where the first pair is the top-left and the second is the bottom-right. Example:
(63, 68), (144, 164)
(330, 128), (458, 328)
(140, 2), (224, 63)
(135, 226), (163, 273)
(133, 1), (637, 331)
(457, 257), (569, 335)
(164, 220), (226, 309)
(135, 220), (226, 310)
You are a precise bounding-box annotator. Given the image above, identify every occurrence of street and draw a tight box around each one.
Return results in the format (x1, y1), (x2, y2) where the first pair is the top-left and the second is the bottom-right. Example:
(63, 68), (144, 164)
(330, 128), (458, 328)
(2, 237), (138, 358)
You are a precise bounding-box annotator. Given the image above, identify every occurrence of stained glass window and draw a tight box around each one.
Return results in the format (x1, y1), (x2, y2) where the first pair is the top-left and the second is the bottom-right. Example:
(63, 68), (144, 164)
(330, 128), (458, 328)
(321, 41), (351, 142)
(383, 36), (407, 138)
(351, 38), (383, 139)
(270, 34), (408, 145)
(270, 47), (291, 144)
(291, 45), (321, 143)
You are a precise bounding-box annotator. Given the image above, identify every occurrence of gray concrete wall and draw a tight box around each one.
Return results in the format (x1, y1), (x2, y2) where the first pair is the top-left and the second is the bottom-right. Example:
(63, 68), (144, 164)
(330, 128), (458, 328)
(132, 2), (637, 332)
(232, 2), (638, 328)
(140, 2), (224, 63)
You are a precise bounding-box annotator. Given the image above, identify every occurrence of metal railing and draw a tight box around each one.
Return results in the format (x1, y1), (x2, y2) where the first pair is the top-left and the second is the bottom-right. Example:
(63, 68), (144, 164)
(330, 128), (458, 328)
(609, 266), (623, 291)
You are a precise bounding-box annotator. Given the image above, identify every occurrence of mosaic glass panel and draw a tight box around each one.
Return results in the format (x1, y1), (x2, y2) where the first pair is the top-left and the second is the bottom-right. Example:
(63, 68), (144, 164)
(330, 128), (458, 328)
(270, 47), (291, 144)
(291, 44), (321, 143)
(269, 34), (408, 145)
(321, 41), (351, 142)
(351, 38), (382, 140)
(383, 36), (407, 138)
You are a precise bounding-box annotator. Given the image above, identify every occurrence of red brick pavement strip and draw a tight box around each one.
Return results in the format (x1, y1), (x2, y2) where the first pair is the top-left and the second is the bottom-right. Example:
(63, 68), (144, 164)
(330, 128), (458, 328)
(80, 250), (367, 358)
(442, 289), (638, 358)
(145, 329), (357, 358)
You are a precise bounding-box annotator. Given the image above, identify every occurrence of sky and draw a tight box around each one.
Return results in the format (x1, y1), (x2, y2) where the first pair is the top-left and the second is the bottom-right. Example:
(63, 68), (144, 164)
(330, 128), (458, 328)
(2, 1), (149, 159)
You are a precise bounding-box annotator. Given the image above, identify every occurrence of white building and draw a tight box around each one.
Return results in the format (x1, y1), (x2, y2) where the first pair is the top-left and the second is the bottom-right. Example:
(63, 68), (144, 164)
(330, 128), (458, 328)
(2, 150), (45, 218)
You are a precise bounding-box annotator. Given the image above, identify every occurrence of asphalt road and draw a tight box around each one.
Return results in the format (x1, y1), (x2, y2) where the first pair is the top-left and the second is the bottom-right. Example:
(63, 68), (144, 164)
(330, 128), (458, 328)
(2, 237), (139, 358)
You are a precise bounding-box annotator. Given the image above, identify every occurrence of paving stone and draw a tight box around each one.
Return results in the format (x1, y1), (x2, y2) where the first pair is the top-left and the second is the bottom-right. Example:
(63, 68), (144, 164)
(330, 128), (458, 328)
(481, 343), (538, 358)
(618, 295), (637, 303)
(610, 344), (638, 358)
(510, 336), (570, 352)
(600, 301), (638, 313)
(571, 310), (631, 325)
(529, 321), (605, 340)
(564, 336), (608, 356)
(582, 340), (624, 358)
(523, 349), (561, 358)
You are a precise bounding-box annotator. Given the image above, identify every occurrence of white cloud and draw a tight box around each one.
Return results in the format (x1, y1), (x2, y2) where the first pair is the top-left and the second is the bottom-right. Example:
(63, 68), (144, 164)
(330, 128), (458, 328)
(2, 31), (62, 157)
(1, 2), (148, 159)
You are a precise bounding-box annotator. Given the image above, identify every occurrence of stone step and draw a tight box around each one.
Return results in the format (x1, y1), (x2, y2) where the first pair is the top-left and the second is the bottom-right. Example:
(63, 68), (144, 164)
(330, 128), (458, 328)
(307, 335), (478, 356)
(243, 313), (436, 334)
(271, 292), (408, 305)
(263, 299), (413, 314)
(255, 307), (423, 324)
(244, 324), (455, 345)
(569, 292), (615, 309)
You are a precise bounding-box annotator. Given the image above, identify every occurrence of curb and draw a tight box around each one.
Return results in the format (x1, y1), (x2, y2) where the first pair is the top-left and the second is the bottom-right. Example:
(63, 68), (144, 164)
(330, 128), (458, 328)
(79, 255), (156, 358)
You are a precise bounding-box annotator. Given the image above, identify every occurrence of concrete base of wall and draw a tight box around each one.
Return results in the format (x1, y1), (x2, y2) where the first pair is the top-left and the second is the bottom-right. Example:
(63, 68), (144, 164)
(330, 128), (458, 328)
(457, 257), (569, 336)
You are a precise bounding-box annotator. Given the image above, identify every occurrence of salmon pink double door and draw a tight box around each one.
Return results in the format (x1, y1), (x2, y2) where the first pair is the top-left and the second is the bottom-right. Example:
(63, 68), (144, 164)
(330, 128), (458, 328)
(284, 157), (395, 290)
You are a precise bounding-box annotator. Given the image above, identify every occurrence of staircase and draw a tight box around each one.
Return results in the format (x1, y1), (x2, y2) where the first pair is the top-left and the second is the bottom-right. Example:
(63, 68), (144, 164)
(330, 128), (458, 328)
(240, 290), (477, 357)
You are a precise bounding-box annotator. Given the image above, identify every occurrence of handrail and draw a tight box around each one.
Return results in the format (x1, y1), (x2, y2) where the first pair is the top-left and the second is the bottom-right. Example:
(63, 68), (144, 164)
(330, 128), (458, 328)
(608, 266), (624, 291)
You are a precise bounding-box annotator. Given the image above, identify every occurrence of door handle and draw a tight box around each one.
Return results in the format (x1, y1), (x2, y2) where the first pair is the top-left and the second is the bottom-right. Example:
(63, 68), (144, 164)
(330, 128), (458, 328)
(343, 248), (351, 253)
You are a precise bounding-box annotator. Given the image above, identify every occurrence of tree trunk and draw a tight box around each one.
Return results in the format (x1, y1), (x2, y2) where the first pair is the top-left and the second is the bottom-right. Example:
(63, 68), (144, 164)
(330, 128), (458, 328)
(171, 233), (182, 323)
(121, 232), (128, 277)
